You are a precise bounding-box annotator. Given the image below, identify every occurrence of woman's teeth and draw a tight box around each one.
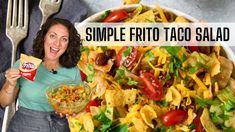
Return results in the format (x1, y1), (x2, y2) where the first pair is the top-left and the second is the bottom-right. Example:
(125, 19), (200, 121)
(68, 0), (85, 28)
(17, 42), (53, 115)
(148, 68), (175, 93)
(50, 47), (59, 53)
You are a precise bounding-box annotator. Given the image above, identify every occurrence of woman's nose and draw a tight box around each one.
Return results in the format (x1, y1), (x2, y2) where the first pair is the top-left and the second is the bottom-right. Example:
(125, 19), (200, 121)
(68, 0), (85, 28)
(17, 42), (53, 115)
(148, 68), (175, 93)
(53, 38), (61, 46)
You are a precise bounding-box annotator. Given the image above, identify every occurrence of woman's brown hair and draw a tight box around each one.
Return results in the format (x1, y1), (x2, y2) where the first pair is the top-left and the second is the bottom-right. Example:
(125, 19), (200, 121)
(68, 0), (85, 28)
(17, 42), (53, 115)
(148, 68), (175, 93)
(32, 18), (82, 68)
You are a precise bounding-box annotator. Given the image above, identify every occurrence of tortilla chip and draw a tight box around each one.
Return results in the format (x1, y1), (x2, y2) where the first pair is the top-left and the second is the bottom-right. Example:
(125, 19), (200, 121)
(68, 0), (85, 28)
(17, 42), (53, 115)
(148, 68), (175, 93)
(132, 117), (148, 132)
(123, 89), (138, 105)
(128, 126), (138, 132)
(105, 90), (124, 106)
(175, 16), (189, 23)
(129, 4), (143, 18)
(224, 115), (235, 128)
(155, 5), (168, 22)
(119, 104), (141, 124)
(83, 113), (94, 132)
(165, 86), (182, 107)
(92, 72), (108, 99)
(140, 105), (157, 128)
(123, 0), (140, 5)
(175, 125), (190, 132)
(104, 107), (114, 121)
(200, 108), (222, 132)
(90, 106), (100, 117)
(186, 109), (195, 125)
(77, 52), (89, 75)
(208, 53), (220, 77)
(149, 104), (169, 117)
(115, 106), (128, 118)
(68, 117), (83, 132)
(127, 10), (155, 23)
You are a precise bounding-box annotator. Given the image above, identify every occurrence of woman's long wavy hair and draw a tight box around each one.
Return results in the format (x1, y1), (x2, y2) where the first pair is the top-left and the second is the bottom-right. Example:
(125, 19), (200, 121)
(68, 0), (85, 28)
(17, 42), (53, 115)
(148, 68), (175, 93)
(32, 18), (82, 68)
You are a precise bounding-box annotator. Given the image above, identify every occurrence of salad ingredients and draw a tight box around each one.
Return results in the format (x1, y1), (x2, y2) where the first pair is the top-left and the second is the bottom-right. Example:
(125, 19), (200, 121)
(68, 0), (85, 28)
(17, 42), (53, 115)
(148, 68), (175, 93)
(192, 114), (204, 132)
(47, 83), (91, 115)
(215, 56), (233, 88)
(162, 109), (188, 126)
(72, 4), (235, 132)
(103, 9), (129, 22)
(84, 99), (100, 112)
(95, 53), (108, 66)
(80, 70), (87, 81)
(139, 72), (163, 100)
(200, 108), (222, 132)
(115, 46), (140, 68)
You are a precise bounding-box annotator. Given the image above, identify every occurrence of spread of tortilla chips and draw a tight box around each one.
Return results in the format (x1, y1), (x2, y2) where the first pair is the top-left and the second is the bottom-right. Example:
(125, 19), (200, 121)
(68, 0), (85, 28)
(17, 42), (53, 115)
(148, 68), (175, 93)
(69, 4), (235, 132)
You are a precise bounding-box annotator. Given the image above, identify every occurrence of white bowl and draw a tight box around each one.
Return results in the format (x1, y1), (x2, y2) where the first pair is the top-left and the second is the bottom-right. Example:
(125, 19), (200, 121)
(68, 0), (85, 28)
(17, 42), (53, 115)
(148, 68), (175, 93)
(80, 4), (235, 63)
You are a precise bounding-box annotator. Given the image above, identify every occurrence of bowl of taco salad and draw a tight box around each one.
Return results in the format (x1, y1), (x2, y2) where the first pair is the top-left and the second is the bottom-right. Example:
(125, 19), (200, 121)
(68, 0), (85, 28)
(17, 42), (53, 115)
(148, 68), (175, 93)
(69, 4), (235, 132)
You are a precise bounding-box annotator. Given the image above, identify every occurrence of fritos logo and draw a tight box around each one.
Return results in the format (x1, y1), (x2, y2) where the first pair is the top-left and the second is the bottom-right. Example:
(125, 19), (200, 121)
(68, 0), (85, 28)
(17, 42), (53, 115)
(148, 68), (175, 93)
(22, 62), (35, 70)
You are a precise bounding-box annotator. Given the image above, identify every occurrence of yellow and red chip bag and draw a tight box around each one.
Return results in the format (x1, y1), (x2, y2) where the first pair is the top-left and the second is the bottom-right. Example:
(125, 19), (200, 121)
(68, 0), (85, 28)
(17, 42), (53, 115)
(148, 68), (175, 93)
(19, 54), (42, 81)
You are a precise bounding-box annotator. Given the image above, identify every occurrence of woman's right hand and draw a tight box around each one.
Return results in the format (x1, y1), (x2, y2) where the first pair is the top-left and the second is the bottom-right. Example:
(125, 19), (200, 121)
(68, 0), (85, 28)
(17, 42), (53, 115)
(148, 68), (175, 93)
(5, 68), (21, 87)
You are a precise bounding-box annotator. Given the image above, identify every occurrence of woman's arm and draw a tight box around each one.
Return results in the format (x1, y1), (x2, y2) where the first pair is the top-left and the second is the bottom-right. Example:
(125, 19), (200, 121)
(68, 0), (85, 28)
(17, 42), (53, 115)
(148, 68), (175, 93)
(0, 69), (20, 107)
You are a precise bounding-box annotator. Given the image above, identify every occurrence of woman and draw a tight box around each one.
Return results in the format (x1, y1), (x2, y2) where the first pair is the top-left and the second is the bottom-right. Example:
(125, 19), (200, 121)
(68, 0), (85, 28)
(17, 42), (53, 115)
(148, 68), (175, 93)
(0, 18), (82, 132)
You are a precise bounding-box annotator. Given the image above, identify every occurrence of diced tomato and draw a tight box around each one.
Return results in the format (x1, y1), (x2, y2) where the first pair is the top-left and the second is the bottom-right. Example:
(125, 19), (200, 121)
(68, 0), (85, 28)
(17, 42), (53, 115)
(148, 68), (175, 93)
(80, 70), (87, 81)
(116, 46), (128, 67)
(188, 46), (199, 52)
(84, 99), (100, 112)
(115, 46), (140, 68)
(139, 72), (163, 100)
(188, 36), (199, 52)
(162, 109), (188, 126)
(193, 114), (204, 132)
(103, 9), (129, 22)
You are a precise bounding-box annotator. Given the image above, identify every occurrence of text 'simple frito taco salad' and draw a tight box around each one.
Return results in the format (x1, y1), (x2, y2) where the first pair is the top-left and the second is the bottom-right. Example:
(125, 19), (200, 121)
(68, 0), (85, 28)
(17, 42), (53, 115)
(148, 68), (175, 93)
(69, 4), (235, 132)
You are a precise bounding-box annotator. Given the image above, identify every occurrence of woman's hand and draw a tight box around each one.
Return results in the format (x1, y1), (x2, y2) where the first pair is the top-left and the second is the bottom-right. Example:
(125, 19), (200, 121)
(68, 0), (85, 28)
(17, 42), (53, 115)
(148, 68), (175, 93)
(55, 111), (77, 118)
(5, 68), (21, 87)
(0, 69), (20, 107)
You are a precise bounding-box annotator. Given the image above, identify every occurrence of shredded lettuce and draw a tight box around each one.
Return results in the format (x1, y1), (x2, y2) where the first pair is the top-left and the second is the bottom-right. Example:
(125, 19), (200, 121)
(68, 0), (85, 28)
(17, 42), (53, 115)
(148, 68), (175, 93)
(144, 51), (155, 61)
(161, 46), (182, 56)
(222, 100), (235, 112)
(93, 111), (112, 132)
(217, 87), (235, 103)
(111, 124), (128, 132)
(100, 10), (110, 19)
(195, 98), (216, 108)
(100, 46), (108, 52)
(116, 68), (126, 78)
(122, 47), (133, 57)
(127, 78), (138, 86)
(86, 64), (95, 82)
(188, 124), (196, 130)
(188, 66), (198, 74)
(80, 47), (90, 55)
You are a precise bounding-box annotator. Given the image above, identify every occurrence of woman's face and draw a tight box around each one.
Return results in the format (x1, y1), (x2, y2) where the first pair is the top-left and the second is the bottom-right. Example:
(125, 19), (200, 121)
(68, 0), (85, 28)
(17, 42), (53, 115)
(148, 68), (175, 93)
(44, 23), (69, 61)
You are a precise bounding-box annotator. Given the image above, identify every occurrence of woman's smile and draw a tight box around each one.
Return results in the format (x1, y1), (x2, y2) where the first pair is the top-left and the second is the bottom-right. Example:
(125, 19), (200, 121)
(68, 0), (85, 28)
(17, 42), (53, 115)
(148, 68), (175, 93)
(50, 47), (60, 56)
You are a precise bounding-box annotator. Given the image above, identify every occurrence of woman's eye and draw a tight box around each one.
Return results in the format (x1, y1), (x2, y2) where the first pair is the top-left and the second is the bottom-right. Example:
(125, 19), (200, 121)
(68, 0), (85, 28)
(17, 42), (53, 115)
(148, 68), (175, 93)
(62, 38), (68, 42)
(49, 34), (56, 39)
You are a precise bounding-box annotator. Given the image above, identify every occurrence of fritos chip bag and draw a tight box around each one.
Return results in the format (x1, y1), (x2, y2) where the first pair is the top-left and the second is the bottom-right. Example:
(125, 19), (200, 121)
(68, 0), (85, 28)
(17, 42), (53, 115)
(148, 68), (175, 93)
(19, 54), (42, 81)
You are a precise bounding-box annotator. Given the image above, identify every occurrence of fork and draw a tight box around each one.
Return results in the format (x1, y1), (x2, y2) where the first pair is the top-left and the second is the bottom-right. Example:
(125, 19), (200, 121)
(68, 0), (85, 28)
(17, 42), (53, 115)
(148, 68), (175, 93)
(2, 0), (28, 131)
(39, 0), (62, 27)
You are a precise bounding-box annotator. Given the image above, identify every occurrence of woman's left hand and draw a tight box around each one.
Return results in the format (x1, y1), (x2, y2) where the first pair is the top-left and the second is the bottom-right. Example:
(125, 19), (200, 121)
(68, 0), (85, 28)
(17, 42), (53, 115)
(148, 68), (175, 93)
(55, 111), (77, 118)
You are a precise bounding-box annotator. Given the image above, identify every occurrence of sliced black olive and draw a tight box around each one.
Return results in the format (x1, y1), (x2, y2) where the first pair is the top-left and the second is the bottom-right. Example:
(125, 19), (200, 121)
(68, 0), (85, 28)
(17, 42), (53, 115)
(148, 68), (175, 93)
(95, 53), (108, 66)
(105, 49), (116, 59)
